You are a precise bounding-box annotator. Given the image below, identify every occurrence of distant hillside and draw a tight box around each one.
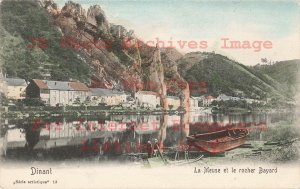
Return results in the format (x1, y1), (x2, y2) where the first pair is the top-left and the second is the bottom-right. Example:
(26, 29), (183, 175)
(251, 60), (300, 98)
(177, 52), (292, 100)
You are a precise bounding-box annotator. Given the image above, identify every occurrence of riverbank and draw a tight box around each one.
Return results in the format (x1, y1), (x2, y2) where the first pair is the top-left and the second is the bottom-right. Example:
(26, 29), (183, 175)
(1, 105), (295, 120)
(0, 105), (186, 120)
(196, 120), (300, 164)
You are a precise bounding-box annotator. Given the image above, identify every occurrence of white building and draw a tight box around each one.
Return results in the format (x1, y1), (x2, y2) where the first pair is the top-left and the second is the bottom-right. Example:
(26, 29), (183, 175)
(203, 95), (216, 107)
(26, 79), (89, 106)
(135, 91), (160, 108)
(89, 88), (127, 106)
(216, 94), (241, 101)
(5, 78), (27, 100)
(216, 94), (231, 101)
(231, 97), (241, 101)
(245, 98), (265, 105)
(166, 96), (180, 110)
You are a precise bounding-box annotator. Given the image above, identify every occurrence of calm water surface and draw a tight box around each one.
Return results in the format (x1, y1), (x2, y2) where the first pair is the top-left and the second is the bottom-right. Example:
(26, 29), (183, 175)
(1, 111), (295, 161)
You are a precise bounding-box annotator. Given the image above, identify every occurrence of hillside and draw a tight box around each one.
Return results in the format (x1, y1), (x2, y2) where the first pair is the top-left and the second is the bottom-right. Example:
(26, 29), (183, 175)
(177, 52), (293, 100)
(0, 0), (91, 82)
(251, 60), (300, 99)
(0, 0), (190, 109)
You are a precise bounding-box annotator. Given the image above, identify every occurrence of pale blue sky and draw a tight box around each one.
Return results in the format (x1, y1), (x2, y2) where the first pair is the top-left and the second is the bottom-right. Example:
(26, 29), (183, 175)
(55, 0), (300, 65)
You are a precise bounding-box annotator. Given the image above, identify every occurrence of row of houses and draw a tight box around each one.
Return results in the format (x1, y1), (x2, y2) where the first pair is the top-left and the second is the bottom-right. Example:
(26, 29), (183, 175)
(26, 79), (90, 106)
(216, 94), (267, 104)
(1, 78), (181, 108)
(192, 94), (267, 107)
(1, 76), (265, 108)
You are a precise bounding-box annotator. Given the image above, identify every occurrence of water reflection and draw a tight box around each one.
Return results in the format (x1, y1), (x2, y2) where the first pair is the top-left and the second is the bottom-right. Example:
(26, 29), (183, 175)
(1, 112), (294, 160)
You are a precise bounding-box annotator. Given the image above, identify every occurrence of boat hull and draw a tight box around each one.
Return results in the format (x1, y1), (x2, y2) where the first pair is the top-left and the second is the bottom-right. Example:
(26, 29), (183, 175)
(187, 129), (249, 154)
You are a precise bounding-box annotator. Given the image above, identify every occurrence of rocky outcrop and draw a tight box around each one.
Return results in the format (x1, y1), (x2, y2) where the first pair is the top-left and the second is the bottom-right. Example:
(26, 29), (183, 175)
(43, 1), (190, 110)
(61, 1), (86, 19)
(39, 0), (60, 16)
(147, 46), (167, 109)
(86, 5), (109, 33)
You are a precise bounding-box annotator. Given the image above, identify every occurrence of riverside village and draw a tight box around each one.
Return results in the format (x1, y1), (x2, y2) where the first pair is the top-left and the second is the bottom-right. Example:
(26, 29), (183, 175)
(0, 0), (299, 168)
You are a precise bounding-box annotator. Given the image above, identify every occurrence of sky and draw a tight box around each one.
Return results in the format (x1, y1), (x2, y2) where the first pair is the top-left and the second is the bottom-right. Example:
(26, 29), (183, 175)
(56, 0), (300, 65)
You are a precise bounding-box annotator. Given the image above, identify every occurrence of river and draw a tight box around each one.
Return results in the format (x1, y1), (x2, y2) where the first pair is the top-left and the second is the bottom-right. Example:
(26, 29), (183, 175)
(0, 111), (296, 162)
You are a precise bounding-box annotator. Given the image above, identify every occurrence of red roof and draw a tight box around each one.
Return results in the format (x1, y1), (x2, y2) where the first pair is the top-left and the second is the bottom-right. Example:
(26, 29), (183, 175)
(32, 79), (49, 89)
(31, 79), (89, 91)
(70, 82), (89, 91)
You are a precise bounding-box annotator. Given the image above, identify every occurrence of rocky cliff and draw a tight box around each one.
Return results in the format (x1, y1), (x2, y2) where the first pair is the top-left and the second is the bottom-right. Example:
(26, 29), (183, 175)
(40, 0), (190, 110)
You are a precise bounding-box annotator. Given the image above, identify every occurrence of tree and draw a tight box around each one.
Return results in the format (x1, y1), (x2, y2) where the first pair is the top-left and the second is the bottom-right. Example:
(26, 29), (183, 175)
(84, 96), (91, 105)
(16, 98), (45, 106)
(261, 58), (268, 64)
(0, 93), (9, 105)
(74, 97), (81, 105)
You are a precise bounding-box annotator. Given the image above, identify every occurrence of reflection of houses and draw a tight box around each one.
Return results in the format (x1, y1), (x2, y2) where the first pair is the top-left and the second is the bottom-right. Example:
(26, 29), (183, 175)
(33, 117), (161, 151)
(26, 79), (89, 106)
(135, 91), (160, 108)
(89, 88), (127, 106)
(203, 95), (216, 107)
(3, 128), (27, 155)
(5, 78), (27, 99)
(135, 120), (160, 135)
(33, 122), (112, 150)
(166, 96), (180, 109)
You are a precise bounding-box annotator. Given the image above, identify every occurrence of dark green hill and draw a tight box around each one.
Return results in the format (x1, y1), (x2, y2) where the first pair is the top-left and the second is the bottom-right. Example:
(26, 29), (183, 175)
(177, 52), (292, 100)
(251, 60), (300, 98)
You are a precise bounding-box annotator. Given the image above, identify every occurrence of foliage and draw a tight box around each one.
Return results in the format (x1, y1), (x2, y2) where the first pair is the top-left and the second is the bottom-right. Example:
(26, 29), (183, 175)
(0, 0), (90, 82)
(251, 60), (299, 98)
(73, 97), (81, 105)
(15, 98), (45, 106)
(0, 93), (9, 105)
(178, 53), (292, 100)
(168, 104), (174, 110)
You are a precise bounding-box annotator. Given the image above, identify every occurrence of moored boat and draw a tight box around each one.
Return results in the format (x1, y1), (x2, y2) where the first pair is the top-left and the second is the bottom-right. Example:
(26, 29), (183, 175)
(187, 128), (249, 154)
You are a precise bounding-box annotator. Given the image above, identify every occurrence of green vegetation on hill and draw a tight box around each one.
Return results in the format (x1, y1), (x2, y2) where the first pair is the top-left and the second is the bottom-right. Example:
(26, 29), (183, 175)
(0, 0), (90, 82)
(177, 53), (293, 100)
(251, 60), (299, 99)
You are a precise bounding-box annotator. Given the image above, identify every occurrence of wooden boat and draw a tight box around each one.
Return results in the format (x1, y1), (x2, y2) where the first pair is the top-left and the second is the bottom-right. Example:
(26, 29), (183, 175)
(186, 128), (249, 154)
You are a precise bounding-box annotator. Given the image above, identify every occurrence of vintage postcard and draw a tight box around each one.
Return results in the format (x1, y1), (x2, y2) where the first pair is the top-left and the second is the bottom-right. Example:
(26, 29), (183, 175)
(0, 0), (299, 188)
